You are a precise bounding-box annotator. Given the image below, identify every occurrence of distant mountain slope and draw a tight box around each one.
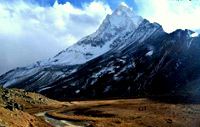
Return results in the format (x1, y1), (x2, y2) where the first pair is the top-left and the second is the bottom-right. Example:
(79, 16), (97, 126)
(41, 28), (200, 100)
(1, 5), (200, 101)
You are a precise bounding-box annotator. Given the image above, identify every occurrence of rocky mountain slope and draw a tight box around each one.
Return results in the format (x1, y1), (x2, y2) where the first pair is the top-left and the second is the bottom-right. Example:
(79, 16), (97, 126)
(0, 5), (200, 101)
(40, 25), (200, 101)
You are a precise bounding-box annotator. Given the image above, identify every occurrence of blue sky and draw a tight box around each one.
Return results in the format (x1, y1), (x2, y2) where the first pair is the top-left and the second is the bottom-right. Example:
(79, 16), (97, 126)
(33, 0), (139, 11)
(62, 0), (139, 11)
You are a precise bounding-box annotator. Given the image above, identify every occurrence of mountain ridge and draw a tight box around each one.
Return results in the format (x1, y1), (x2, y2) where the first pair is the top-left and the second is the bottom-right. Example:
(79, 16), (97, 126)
(0, 5), (145, 88)
(1, 5), (200, 101)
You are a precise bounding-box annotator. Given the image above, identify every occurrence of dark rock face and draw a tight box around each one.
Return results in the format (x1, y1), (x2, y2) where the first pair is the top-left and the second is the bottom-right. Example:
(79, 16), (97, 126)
(40, 26), (200, 101)
(5, 101), (23, 111)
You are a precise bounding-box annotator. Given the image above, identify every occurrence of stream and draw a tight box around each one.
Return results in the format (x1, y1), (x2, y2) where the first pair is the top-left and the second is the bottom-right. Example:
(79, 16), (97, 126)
(35, 111), (87, 127)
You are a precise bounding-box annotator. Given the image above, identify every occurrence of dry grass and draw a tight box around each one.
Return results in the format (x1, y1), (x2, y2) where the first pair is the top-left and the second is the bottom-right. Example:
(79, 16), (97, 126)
(0, 88), (65, 127)
(46, 98), (200, 127)
(0, 107), (51, 127)
(2, 88), (200, 127)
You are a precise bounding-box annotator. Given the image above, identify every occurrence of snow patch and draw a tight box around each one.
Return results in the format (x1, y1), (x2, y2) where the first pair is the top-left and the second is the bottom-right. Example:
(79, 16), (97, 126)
(190, 32), (199, 37)
(120, 2), (129, 8)
(38, 86), (52, 92)
(116, 11), (122, 16)
(104, 85), (111, 93)
(93, 66), (115, 78)
(145, 50), (153, 56)
(75, 90), (80, 94)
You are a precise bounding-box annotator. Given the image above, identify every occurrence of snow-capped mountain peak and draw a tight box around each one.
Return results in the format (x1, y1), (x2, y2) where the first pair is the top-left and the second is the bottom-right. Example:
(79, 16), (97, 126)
(46, 5), (144, 66)
(112, 4), (143, 27)
(2, 4), (200, 102)
(96, 4), (143, 37)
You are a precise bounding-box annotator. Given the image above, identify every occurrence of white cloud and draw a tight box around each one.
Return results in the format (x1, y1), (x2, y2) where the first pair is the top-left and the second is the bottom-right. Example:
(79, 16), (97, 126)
(135, 0), (200, 33)
(120, 2), (129, 7)
(0, 0), (112, 74)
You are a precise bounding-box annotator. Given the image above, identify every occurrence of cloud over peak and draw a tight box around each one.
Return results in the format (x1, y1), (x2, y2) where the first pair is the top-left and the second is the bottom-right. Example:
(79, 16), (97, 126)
(0, 0), (112, 74)
(135, 0), (200, 33)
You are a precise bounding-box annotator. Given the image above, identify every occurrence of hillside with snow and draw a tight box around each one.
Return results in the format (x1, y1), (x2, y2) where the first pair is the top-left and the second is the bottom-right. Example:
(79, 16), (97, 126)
(1, 5), (200, 102)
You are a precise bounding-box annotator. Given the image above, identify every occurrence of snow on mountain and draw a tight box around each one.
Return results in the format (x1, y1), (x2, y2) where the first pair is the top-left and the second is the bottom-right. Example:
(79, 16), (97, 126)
(1, 4), (200, 102)
(190, 32), (199, 37)
(46, 4), (143, 65)
(0, 5), (144, 88)
(39, 29), (200, 101)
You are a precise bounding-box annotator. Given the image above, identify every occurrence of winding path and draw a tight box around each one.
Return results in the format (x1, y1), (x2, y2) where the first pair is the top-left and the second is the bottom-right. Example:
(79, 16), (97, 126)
(35, 110), (85, 127)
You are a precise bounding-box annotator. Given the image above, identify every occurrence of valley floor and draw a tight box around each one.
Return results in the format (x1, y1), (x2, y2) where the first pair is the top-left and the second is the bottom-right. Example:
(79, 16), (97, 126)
(33, 98), (200, 127)
(1, 88), (200, 127)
